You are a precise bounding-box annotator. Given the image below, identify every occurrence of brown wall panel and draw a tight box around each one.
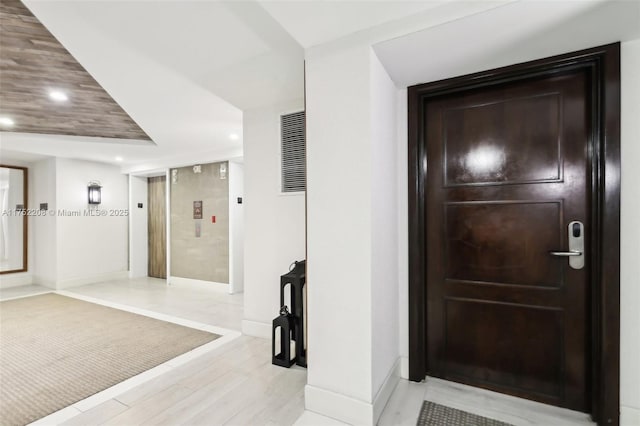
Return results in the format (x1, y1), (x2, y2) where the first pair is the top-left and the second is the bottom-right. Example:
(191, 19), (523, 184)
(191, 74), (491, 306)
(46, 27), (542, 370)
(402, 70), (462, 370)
(148, 176), (166, 278)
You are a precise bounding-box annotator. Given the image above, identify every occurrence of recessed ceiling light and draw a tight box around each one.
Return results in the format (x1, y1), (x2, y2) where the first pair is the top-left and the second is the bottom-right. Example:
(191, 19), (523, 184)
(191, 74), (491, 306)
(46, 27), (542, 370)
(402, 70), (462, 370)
(0, 117), (15, 127)
(115, 156), (123, 162)
(229, 133), (240, 141)
(49, 90), (69, 102)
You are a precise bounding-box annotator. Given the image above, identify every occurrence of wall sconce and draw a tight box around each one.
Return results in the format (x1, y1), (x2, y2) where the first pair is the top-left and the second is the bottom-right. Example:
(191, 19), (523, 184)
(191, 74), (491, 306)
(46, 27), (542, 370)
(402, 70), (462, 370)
(88, 181), (102, 205)
(219, 163), (227, 180)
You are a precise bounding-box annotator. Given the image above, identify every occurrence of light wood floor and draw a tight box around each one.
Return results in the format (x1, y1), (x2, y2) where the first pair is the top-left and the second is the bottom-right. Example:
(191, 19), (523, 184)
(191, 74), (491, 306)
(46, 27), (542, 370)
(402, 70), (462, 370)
(62, 336), (306, 426)
(378, 377), (595, 426)
(1, 279), (597, 426)
(1, 278), (306, 426)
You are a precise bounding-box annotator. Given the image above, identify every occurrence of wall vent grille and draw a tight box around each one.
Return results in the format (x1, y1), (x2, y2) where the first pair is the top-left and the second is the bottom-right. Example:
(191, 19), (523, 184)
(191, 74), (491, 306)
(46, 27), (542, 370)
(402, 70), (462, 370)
(281, 111), (306, 193)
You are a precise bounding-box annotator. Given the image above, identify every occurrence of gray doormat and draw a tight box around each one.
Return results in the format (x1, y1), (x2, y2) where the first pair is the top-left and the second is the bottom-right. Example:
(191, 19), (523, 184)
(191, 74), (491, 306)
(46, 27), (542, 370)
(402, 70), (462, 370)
(417, 401), (514, 426)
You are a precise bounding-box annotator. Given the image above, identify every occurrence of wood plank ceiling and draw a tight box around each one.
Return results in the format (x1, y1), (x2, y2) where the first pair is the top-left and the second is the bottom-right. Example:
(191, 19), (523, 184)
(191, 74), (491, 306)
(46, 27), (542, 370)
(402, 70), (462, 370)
(0, 0), (151, 141)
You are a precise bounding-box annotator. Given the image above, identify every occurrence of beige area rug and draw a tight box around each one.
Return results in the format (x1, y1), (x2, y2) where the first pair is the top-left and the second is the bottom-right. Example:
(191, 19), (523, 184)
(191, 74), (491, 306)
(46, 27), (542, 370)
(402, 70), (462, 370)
(0, 293), (220, 426)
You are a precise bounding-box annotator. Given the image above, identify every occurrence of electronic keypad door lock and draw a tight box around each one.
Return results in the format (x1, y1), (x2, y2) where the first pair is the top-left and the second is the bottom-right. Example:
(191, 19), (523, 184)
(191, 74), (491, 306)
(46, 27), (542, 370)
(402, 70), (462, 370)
(549, 221), (584, 269)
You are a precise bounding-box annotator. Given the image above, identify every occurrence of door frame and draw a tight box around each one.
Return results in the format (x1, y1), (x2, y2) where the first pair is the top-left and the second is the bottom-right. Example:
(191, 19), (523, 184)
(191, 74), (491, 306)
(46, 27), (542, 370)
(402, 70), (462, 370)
(407, 43), (620, 425)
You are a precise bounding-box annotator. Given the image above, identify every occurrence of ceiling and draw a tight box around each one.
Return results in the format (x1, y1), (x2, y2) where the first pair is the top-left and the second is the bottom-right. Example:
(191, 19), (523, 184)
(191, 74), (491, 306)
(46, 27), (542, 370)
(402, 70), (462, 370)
(0, 0), (151, 141)
(0, 0), (306, 171)
(45, 0), (304, 111)
(258, 0), (450, 48)
(374, 0), (640, 87)
(0, 0), (638, 173)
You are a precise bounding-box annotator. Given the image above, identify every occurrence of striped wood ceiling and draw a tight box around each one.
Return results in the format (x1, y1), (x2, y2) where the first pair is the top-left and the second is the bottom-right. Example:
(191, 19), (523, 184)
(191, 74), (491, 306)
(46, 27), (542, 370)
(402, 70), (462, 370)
(0, 0), (151, 141)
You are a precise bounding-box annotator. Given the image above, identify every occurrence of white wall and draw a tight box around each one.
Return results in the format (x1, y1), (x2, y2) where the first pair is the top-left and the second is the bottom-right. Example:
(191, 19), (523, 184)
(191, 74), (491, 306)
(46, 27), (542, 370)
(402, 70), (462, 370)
(396, 88), (410, 377)
(229, 161), (244, 294)
(306, 43), (373, 412)
(620, 38), (640, 426)
(304, 45), (399, 425)
(370, 51), (400, 406)
(55, 158), (129, 287)
(1, 157), (131, 289)
(129, 175), (148, 278)
(31, 157), (57, 288)
(242, 98), (306, 336)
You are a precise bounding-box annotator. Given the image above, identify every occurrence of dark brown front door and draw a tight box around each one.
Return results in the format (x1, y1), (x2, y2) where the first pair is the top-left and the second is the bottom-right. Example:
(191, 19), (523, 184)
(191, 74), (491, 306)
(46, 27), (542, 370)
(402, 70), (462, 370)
(424, 69), (590, 410)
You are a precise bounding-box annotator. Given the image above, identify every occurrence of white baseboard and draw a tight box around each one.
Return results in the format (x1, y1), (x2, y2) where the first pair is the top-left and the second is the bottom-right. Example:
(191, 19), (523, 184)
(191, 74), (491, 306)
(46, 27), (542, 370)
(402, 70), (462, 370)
(56, 271), (129, 289)
(33, 275), (56, 289)
(168, 276), (230, 293)
(241, 319), (271, 339)
(621, 405), (640, 426)
(400, 356), (409, 379)
(0, 273), (33, 289)
(128, 271), (148, 279)
(305, 385), (374, 425)
(293, 410), (349, 425)
(305, 358), (401, 425)
(373, 358), (401, 423)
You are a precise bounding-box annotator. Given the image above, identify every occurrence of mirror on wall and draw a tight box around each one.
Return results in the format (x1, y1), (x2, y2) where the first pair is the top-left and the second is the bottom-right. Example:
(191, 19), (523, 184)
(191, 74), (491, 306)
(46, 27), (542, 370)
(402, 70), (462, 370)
(0, 165), (27, 274)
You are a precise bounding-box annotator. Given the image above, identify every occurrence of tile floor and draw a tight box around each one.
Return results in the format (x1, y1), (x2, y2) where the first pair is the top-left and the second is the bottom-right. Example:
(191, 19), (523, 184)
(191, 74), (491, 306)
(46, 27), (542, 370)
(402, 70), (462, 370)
(1, 278), (304, 426)
(377, 377), (595, 426)
(0, 279), (597, 426)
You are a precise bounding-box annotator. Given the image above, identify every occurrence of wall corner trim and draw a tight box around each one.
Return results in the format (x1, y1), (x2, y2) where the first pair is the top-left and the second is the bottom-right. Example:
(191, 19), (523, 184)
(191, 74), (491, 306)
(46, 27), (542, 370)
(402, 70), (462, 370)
(305, 385), (374, 426)
(304, 359), (400, 426)
(55, 271), (128, 290)
(621, 406), (640, 426)
(33, 275), (56, 290)
(241, 319), (271, 339)
(0, 273), (34, 289)
(168, 276), (230, 293)
(373, 357), (402, 423)
(400, 356), (410, 380)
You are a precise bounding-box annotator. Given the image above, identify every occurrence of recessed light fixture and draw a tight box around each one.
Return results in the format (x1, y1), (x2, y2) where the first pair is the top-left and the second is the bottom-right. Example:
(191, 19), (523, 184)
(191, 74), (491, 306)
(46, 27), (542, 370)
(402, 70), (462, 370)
(229, 133), (240, 141)
(49, 90), (69, 102)
(115, 156), (123, 162)
(0, 117), (15, 127)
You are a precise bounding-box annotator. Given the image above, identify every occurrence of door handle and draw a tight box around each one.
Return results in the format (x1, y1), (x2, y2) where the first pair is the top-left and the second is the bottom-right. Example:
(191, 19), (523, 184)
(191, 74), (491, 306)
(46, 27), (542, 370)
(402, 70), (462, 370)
(549, 251), (582, 257)
(549, 221), (584, 269)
